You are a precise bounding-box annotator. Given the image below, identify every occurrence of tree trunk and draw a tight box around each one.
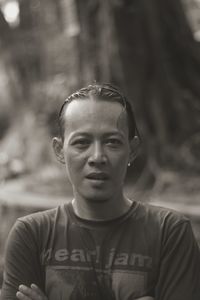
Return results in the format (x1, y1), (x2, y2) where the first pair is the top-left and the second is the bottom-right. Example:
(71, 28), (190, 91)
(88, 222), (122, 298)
(74, 0), (200, 176)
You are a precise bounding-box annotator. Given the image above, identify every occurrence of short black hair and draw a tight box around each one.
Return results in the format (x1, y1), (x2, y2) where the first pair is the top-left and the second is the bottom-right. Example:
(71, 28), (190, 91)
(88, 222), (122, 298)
(58, 83), (140, 141)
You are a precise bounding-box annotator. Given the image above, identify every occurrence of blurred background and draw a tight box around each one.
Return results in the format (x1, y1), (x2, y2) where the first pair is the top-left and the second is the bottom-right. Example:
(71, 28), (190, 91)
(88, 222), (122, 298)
(0, 0), (200, 287)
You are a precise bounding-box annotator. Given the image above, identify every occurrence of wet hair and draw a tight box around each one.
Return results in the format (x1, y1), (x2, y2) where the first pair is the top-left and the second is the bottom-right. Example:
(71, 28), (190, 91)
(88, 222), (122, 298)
(58, 83), (140, 141)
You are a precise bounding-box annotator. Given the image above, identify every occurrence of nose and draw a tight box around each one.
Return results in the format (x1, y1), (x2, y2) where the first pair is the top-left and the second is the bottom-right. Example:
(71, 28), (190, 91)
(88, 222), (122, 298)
(88, 141), (107, 166)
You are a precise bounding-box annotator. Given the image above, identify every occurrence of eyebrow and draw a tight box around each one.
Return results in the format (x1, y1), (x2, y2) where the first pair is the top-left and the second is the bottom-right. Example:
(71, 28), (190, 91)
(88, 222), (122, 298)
(69, 131), (125, 139)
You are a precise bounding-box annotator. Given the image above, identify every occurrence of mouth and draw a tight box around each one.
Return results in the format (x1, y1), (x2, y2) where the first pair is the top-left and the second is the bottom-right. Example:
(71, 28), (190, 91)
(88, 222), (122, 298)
(86, 172), (109, 181)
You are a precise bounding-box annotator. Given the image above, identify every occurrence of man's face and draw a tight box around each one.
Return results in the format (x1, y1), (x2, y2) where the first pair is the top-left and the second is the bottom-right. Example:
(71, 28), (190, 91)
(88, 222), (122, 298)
(61, 98), (131, 202)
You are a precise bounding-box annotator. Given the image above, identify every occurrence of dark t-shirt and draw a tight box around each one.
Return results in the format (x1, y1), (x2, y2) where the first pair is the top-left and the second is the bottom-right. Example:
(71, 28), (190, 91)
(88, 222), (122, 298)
(1, 201), (200, 300)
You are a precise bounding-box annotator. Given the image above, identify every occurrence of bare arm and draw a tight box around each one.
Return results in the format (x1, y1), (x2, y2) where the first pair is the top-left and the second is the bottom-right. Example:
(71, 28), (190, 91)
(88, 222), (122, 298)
(16, 285), (154, 300)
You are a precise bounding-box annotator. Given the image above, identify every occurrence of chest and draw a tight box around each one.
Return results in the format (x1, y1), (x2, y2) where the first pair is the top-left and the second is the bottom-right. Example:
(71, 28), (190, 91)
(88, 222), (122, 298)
(41, 222), (158, 300)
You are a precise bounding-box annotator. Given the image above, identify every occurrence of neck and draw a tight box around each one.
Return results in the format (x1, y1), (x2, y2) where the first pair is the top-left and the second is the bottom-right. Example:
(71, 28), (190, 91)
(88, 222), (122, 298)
(72, 192), (132, 221)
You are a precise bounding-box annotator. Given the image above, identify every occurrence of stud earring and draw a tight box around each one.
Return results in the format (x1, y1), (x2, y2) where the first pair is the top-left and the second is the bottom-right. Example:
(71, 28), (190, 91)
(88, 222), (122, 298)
(128, 162), (131, 167)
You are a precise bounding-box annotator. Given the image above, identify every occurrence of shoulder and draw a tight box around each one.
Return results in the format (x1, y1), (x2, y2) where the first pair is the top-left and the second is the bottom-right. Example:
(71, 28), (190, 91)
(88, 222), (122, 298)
(134, 200), (189, 227)
(10, 203), (70, 241)
(18, 203), (68, 226)
(18, 206), (59, 226)
(131, 201), (199, 261)
(5, 204), (71, 253)
(130, 200), (191, 243)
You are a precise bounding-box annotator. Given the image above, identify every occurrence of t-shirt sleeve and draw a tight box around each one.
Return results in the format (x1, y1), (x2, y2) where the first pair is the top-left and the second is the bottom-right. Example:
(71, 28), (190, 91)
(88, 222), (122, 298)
(155, 220), (200, 300)
(0, 219), (45, 300)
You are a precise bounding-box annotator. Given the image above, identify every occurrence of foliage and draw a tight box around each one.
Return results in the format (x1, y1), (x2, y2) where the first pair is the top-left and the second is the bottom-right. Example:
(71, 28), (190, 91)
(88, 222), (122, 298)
(0, 0), (200, 183)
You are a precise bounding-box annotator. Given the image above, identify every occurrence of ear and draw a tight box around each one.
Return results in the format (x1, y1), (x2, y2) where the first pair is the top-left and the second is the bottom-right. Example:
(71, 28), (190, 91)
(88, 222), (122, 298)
(129, 135), (140, 164)
(52, 137), (65, 164)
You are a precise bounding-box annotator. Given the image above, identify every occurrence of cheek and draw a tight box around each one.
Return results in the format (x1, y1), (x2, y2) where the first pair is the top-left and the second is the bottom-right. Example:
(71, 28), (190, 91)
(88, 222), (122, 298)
(112, 144), (129, 161)
(64, 156), (80, 185)
(109, 150), (129, 172)
(64, 148), (86, 176)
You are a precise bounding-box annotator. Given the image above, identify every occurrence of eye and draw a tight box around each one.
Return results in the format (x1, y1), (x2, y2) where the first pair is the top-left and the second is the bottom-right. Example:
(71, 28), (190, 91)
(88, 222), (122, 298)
(106, 138), (122, 147)
(71, 138), (90, 149)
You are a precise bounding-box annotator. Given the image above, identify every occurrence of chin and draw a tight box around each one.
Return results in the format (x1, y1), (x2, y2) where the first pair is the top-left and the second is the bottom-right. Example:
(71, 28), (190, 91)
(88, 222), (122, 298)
(81, 190), (112, 203)
(73, 183), (116, 203)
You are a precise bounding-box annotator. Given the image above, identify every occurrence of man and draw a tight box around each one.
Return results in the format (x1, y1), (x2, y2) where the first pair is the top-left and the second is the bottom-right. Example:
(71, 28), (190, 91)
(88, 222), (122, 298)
(1, 84), (200, 300)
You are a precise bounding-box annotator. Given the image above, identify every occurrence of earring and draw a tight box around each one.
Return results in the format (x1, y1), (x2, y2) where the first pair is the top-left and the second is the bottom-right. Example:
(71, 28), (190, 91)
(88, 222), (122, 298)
(128, 162), (131, 167)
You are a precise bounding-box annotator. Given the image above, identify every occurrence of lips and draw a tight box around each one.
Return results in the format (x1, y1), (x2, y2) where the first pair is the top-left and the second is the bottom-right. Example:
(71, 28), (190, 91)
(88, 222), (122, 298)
(86, 172), (109, 180)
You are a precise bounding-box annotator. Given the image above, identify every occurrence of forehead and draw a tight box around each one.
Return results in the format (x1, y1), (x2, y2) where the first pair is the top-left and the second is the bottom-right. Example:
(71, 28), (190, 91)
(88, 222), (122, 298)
(62, 98), (128, 136)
